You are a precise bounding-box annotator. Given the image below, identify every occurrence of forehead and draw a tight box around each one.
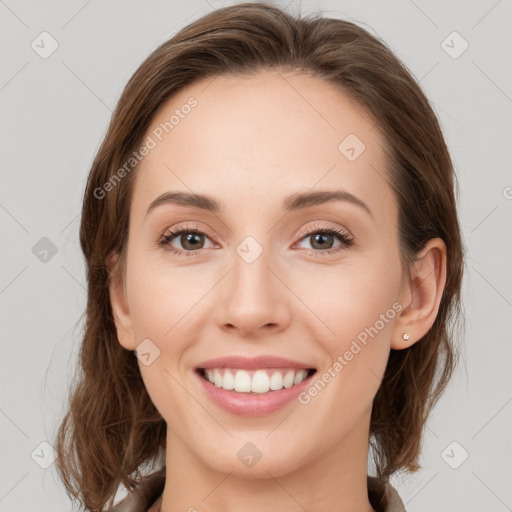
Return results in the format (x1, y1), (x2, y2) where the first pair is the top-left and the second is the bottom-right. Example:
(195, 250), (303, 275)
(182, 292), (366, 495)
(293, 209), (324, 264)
(131, 70), (395, 224)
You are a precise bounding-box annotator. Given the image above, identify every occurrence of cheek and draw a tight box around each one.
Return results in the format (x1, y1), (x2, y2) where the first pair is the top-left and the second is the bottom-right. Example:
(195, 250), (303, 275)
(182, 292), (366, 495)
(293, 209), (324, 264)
(124, 251), (215, 394)
(125, 262), (202, 420)
(291, 255), (402, 347)
(125, 245), (200, 341)
(293, 261), (401, 437)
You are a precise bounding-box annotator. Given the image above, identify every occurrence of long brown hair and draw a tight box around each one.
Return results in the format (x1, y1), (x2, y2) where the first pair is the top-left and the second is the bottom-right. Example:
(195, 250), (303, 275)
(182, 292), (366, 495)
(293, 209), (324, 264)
(54, 2), (464, 510)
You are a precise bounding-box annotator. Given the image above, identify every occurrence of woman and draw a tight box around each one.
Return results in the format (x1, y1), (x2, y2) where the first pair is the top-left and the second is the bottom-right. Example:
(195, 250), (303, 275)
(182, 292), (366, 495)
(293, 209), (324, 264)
(54, 3), (464, 511)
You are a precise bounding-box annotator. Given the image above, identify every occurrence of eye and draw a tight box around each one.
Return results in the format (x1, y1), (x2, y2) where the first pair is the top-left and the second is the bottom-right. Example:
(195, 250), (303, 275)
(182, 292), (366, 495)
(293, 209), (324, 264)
(157, 223), (215, 257)
(157, 222), (354, 258)
(294, 222), (353, 257)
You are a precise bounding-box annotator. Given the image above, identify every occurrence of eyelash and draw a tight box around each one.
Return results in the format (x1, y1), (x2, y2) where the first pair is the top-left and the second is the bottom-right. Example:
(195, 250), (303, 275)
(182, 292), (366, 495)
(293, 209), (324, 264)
(156, 222), (354, 258)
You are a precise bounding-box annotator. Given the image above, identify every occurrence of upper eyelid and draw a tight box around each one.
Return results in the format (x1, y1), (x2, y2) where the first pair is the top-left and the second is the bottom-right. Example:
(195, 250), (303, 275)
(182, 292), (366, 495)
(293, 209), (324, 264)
(161, 222), (349, 235)
(299, 222), (352, 237)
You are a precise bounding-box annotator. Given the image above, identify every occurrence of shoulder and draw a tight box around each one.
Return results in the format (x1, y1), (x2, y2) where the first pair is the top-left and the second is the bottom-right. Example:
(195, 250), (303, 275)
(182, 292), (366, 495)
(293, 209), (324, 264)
(107, 467), (166, 512)
(367, 475), (407, 512)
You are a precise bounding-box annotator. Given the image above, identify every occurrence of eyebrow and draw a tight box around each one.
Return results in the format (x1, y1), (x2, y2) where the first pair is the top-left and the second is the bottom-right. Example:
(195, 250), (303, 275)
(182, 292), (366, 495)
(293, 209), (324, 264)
(145, 190), (372, 218)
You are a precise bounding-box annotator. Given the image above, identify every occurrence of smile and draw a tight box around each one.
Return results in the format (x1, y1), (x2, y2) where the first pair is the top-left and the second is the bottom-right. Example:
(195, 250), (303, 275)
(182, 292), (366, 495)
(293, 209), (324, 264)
(198, 368), (316, 394)
(194, 361), (317, 416)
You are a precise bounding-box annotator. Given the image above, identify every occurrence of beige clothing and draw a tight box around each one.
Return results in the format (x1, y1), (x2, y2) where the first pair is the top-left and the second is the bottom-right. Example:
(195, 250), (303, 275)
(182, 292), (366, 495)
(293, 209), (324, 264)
(108, 467), (407, 512)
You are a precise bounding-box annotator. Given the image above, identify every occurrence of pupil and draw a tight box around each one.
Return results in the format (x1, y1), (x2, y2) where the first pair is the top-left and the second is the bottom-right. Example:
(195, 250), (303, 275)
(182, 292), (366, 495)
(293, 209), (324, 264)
(182, 232), (203, 250)
(312, 233), (333, 250)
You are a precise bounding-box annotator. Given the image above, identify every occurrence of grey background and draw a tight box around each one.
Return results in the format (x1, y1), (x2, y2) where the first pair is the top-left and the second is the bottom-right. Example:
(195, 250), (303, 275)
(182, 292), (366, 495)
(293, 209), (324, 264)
(1, 0), (511, 510)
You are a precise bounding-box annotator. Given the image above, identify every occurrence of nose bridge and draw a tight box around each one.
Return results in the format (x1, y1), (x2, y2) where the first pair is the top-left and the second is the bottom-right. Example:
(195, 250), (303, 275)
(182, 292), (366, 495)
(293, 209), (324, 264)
(233, 238), (272, 297)
(218, 233), (290, 334)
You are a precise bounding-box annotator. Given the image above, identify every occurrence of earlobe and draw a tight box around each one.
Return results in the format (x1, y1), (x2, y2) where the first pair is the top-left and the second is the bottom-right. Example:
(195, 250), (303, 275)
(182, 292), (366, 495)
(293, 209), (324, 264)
(106, 251), (137, 351)
(391, 238), (447, 350)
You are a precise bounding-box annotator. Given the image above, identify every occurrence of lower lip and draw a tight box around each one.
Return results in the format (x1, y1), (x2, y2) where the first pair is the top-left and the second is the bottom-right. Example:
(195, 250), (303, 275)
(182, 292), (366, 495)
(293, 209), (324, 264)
(195, 370), (315, 416)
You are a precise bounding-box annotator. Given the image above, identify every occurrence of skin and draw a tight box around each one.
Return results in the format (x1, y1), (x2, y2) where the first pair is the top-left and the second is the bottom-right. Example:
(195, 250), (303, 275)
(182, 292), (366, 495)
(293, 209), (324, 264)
(108, 70), (447, 512)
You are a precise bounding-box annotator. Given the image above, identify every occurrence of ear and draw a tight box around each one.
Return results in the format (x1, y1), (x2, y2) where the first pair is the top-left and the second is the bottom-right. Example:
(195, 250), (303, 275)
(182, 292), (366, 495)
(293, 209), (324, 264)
(392, 238), (447, 350)
(106, 251), (137, 351)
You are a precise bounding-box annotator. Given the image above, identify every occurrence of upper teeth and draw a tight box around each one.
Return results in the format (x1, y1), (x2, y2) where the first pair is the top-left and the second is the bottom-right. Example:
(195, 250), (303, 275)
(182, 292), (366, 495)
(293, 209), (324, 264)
(204, 368), (309, 394)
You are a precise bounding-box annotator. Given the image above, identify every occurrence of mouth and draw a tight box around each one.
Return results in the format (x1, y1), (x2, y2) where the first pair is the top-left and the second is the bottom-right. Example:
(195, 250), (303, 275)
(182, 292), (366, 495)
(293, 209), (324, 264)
(193, 355), (318, 415)
(196, 367), (317, 394)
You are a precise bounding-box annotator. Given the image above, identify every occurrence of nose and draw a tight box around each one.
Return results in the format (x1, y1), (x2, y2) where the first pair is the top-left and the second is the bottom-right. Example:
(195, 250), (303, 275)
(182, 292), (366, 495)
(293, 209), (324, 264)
(215, 245), (291, 338)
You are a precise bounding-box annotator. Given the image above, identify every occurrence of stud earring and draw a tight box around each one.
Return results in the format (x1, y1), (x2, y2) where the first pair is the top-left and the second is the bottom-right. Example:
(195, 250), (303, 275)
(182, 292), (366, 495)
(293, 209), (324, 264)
(402, 333), (410, 341)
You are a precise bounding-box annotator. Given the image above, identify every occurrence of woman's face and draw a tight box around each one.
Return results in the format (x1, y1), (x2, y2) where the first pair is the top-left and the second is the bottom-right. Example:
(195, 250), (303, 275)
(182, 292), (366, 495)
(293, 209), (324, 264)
(111, 70), (409, 477)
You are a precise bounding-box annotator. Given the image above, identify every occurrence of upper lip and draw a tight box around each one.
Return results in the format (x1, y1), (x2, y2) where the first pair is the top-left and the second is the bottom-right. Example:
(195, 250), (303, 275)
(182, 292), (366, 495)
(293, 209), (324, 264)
(196, 355), (316, 370)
